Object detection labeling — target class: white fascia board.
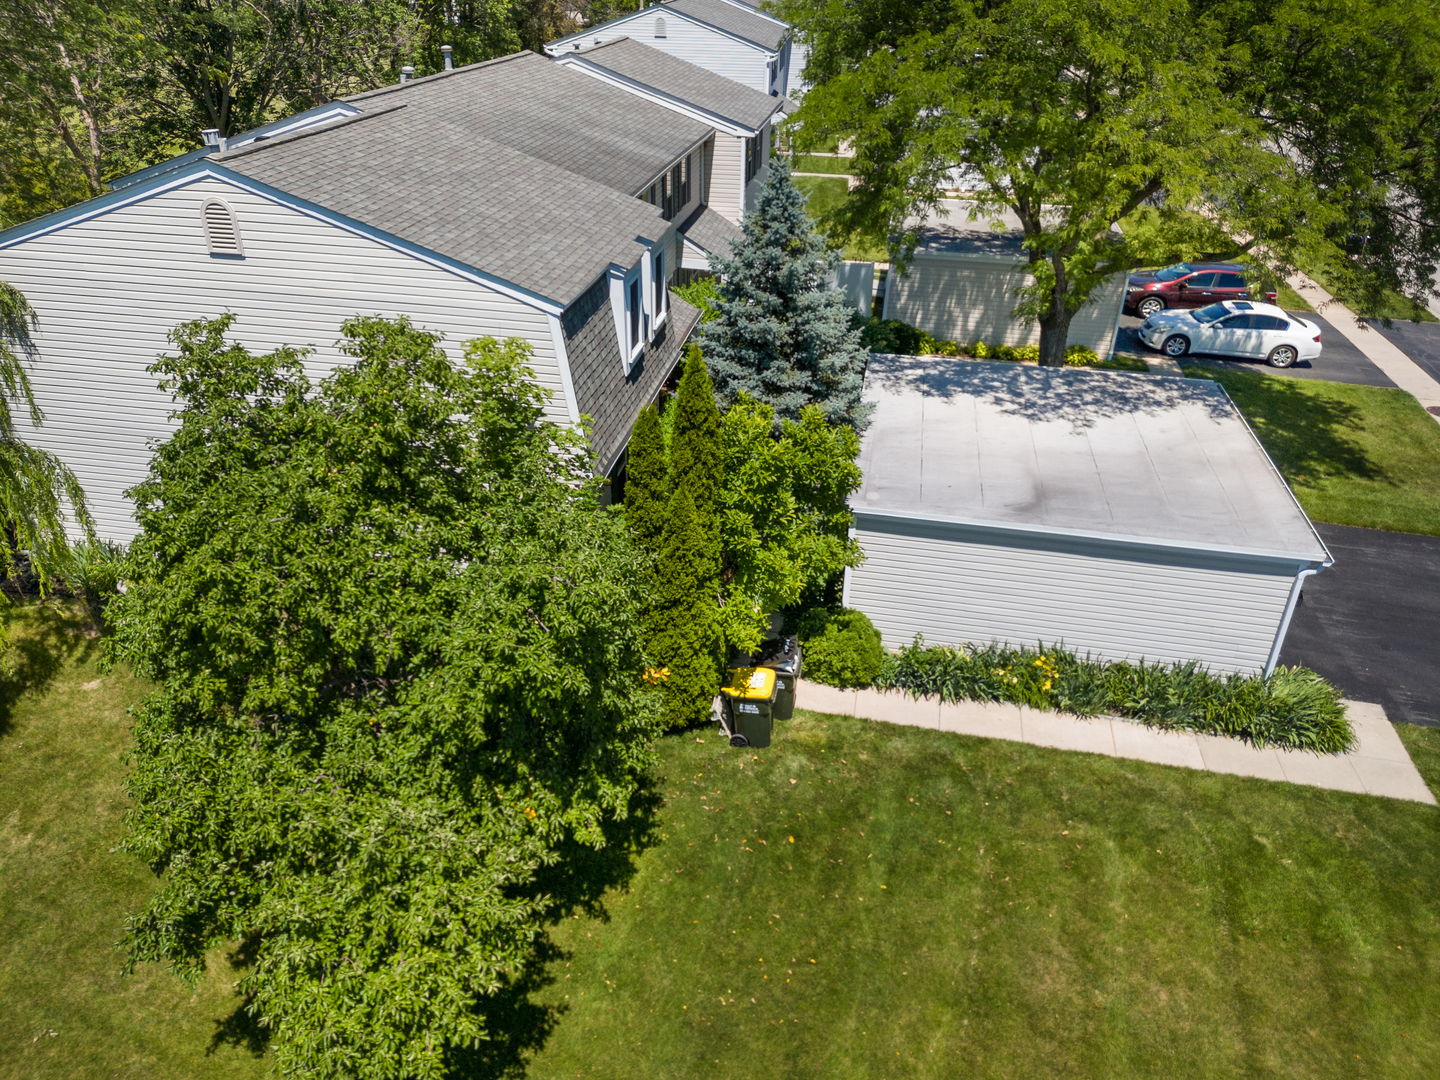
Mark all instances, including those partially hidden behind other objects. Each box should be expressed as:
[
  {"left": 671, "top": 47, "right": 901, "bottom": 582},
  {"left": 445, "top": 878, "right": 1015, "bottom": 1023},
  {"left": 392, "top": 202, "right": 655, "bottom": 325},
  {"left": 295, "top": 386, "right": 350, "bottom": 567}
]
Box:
[
  {"left": 553, "top": 55, "right": 757, "bottom": 137},
  {"left": 548, "top": 7, "right": 775, "bottom": 56},
  {"left": 851, "top": 505, "right": 1330, "bottom": 569},
  {"left": 0, "top": 160, "right": 566, "bottom": 317},
  {"left": 664, "top": 10, "right": 779, "bottom": 54},
  {"left": 547, "top": 313, "right": 582, "bottom": 425},
  {"left": 226, "top": 103, "right": 363, "bottom": 149},
  {"left": 546, "top": 8, "right": 652, "bottom": 51}
]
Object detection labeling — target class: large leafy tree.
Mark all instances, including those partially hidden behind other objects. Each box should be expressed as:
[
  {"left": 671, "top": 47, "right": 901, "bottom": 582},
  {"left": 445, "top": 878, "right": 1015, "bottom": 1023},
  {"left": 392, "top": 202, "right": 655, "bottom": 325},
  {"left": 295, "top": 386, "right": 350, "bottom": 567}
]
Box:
[
  {"left": 0, "top": 280, "right": 93, "bottom": 586},
  {"left": 776, "top": 0, "right": 1440, "bottom": 365},
  {"left": 109, "top": 314, "right": 660, "bottom": 1080},
  {"left": 698, "top": 159, "right": 872, "bottom": 429}
]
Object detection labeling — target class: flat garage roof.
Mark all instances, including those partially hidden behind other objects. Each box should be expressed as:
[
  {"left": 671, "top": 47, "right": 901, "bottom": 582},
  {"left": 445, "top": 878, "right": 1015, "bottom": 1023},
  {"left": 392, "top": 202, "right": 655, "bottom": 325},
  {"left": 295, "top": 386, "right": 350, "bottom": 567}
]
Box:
[{"left": 855, "top": 355, "right": 1329, "bottom": 561}]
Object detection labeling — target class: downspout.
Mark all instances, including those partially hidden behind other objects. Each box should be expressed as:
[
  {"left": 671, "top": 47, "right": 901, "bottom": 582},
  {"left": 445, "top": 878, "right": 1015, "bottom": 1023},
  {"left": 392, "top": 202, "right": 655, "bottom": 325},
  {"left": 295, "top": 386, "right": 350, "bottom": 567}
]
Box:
[{"left": 1262, "top": 562, "right": 1328, "bottom": 677}]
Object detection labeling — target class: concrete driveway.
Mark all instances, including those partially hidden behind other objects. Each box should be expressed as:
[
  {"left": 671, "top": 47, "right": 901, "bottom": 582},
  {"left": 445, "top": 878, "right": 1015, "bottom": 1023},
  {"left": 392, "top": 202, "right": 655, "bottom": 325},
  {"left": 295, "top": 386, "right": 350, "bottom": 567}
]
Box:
[
  {"left": 1114, "top": 312, "right": 1397, "bottom": 387},
  {"left": 1278, "top": 523, "right": 1440, "bottom": 727}
]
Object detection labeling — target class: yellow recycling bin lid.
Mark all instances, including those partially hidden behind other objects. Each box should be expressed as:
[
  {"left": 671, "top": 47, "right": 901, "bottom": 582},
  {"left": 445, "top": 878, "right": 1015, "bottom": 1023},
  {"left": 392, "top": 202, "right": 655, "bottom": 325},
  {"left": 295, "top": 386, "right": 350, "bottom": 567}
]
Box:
[{"left": 721, "top": 666, "right": 776, "bottom": 700}]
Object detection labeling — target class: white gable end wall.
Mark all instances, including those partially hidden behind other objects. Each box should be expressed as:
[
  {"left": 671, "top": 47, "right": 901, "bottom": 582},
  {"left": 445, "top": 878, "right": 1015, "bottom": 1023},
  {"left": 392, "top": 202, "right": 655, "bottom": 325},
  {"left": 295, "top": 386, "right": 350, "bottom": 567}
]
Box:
[
  {"left": 558, "top": 15, "right": 773, "bottom": 93},
  {"left": 0, "top": 176, "right": 564, "bottom": 543}
]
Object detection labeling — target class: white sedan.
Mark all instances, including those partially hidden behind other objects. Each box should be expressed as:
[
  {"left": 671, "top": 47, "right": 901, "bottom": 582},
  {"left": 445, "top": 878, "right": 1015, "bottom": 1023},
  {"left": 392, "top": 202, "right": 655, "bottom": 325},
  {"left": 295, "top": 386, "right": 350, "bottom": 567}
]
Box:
[{"left": 1136, "top": 301, "right": 1322, "bottom": 368}]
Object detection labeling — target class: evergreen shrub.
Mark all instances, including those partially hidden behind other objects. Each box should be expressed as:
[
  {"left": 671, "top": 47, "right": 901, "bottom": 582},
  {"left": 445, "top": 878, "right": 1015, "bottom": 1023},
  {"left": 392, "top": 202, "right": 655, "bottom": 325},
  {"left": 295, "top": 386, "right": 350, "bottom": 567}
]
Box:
[
  {"left": 872, "top": 639, "right": 1355, "bottom": 753},
  {"left": 792, "top": 607, "right": 885, "bottom": 688}
]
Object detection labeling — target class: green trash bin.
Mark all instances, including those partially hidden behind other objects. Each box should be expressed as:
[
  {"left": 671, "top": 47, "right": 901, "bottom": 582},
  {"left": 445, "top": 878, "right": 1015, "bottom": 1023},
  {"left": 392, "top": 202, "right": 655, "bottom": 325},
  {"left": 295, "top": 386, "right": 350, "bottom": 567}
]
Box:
[
  {"left": 754, "top": 636, "right": 802, "bottom": 721},
  {"left": 720, "top": 666, "right": 777, "bottom": 748}
]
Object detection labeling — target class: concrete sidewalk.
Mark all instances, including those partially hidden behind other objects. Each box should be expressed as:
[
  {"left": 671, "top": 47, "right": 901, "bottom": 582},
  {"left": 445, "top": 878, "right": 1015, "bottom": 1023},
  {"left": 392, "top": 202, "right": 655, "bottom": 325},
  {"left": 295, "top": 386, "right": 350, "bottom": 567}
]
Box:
[
  {"left": 797, "top": 679, "right": 1436, "bottom": 804},
  {"left": 1287, "top": 273, "right": 1440, "bottom": 421}
]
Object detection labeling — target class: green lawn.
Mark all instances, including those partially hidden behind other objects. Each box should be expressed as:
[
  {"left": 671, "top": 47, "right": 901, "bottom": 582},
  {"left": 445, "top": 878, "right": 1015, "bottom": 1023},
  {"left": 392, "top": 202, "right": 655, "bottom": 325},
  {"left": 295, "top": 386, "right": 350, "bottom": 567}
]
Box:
[
  {"left": 1185, "top": 367, "right": 1440, "bottom": 536},
  {"left": 8, "top": 606, "right": 1440, "bottom": 1079},
  {"left": 792, "top": 153, "right": 856, "bottom": 177},
  {"left": 793, "top": 176, "right": 890, "bottom": 263},
  {"left": 0, "top": 603, "right": 267, "bottom": 1080}
]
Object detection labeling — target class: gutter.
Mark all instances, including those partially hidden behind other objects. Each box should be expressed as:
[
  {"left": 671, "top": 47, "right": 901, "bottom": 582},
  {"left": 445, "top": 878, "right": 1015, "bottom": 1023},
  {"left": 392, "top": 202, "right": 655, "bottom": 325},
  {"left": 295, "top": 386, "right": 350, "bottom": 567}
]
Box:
[{"left": 1262, "top": 560, "right": 1330, "bottom": 677}]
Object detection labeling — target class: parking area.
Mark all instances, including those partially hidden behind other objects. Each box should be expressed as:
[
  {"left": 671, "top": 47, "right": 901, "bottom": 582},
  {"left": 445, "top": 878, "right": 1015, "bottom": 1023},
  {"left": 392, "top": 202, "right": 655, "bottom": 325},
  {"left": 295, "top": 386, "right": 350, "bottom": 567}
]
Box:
[
  {"left": 1114, "top": 312, "right": 1398, "bottom": 387},
  {"left": 1363, "top": 318, "right": 1440, "bottom": 386},
  {"left": 1278, "top": 523, "right": 1440, "bottom": 727}
]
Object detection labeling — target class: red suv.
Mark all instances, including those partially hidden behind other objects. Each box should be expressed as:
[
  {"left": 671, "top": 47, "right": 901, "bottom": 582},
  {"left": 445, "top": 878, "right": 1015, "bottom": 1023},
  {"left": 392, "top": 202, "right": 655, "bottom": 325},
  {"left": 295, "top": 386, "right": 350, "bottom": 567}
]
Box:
[{"left": 1124, "top": 263, "right": 1278, "bottom": 319}]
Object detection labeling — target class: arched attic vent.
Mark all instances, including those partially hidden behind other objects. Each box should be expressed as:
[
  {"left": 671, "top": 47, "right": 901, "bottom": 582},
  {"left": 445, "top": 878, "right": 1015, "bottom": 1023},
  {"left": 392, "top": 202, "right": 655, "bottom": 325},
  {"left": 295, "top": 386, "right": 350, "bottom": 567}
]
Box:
[
  {"left": 655, "top": 16, "right": 667, "bottom": 36},
  {"left": 201, "top": 199, "right": 244, "bottom": 256}
]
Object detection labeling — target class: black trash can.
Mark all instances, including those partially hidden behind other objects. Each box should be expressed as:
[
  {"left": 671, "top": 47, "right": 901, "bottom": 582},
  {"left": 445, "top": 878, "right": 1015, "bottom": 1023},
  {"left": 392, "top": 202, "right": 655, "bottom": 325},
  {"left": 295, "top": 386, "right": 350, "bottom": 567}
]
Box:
[
  {"left": 754, "top": 635, "right": 802, "bottom": 720},
  {"left": 719, "top": 666, "right": 777, "bottom": 748}
]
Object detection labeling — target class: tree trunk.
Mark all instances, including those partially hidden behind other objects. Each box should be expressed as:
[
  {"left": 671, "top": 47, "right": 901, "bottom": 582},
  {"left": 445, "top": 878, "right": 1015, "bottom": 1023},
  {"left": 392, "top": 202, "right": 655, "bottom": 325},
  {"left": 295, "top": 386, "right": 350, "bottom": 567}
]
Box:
[{"left": 1037, "top": 251, "right": 1072, "bottom": 367}]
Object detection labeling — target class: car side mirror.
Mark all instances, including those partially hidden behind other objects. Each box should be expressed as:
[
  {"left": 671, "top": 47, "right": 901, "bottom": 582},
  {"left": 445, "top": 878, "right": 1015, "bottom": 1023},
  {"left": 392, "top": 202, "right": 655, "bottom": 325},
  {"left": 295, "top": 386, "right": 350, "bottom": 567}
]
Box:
[{"left": 1176, "top": 281, "right": 1187, "bottom": 289}]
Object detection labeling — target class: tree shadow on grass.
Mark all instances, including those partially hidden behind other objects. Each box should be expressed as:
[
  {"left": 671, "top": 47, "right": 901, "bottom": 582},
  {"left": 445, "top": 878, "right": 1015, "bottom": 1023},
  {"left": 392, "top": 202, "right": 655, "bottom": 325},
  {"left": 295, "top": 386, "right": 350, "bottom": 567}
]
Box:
[
  {"left": 447, "top": 779, "right": 665, "bottom": 1080},
  {"left": 207, "top": 934, "right": 269, "bottom": 1059},
  {"left": 1184, "top": 368, "right": 1387, "bottom": 490},
  {"left": 0, "top": 599, "right": 99, "bottom": 738}
]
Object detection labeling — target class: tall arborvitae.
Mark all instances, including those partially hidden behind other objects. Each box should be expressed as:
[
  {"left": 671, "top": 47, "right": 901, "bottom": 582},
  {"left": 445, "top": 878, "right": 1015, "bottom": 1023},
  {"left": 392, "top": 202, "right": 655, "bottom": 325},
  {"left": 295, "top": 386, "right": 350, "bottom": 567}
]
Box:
[
  {"left": 623, "top": 401, "right": 668, "bottom": 558},
  {"left": 668, "top": 345, "right": 722, "bottom": 549},
  {"left": 698, "top": 158, "right": 872, "bottom": 432},
  {"left": 648, "top": 483, "right": 722, "bottom": 727}
]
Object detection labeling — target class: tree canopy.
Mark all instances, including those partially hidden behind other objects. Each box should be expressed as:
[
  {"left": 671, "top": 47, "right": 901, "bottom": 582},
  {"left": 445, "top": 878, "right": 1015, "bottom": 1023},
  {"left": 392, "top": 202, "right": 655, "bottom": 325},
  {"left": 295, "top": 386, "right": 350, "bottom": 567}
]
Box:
[
  {"left": 108, "top": 314, "right": 661, "bottom": 1080},
  {"left": 777, "top": 0, "right": 1440, "bottom": 363},
  {"left": 698, "top": 159, "right": 872, "bottom": 428}
]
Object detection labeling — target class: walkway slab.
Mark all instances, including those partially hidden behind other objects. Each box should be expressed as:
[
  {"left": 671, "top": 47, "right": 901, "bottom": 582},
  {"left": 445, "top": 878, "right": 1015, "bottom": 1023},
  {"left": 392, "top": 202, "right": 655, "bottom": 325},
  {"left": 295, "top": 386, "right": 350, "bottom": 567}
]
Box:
[
  {"left": 795, "top": 679, "right": 1435, "bottom": 803},
  {"left": 1287, "top": 273, "right": 1440, "bottom": 418}
]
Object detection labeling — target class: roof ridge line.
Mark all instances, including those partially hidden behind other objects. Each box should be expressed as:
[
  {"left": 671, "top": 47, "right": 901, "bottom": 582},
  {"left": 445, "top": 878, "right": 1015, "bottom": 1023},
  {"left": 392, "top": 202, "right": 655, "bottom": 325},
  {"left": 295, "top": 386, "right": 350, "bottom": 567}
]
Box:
[
  {"left": 344, "top": 49, "right": 536, "bottom": 103},
  {"left": 215, "top": 103, "right": 407, "bottom": 162}
]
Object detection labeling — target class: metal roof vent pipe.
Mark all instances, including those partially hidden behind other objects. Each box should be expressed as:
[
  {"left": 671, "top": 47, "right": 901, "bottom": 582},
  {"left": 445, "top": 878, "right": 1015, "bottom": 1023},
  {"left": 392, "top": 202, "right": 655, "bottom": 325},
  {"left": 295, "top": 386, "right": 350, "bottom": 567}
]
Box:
[
  {"left": 201, "top": 128, "right": 226, "bottom": 152},
  {"left": 441, "top": 45, "right": 453, "bottom": 71},
  {"left": 399, "top": 65, "right": 414, "bottom": 84}
]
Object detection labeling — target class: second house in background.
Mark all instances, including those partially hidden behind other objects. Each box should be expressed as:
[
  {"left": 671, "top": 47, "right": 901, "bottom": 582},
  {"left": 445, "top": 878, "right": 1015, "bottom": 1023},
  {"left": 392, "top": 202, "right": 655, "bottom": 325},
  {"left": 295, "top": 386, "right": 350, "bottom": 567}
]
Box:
[
  {"left": 546, "top": 0, "right": 795, "bottom": 98},
  {"left": 554, "top": 36, "right": 787, "bottom": 269}
]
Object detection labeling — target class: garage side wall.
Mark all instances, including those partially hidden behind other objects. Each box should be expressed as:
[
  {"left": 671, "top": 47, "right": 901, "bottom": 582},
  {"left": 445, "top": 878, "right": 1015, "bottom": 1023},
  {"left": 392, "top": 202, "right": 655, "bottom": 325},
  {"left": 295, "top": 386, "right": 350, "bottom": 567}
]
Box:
[
  {"left": 884, "top": 256, "right": 1126, "bottom": 356},
  {"left": 845, "top": 515, "right": 1304, "bottom": 674}
]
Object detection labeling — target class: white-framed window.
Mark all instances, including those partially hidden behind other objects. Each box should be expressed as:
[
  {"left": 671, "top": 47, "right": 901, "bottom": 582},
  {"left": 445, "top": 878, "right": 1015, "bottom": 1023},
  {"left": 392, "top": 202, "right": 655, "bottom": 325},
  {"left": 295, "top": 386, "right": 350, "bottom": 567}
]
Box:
[
  {"left": 655, "top": 16, "right": 667, "bottom": 37},
  {"left": 201, "top": 198, "right": 244, "bottom": 255},
  {"left": 653, "top": 249, "right": 668, "bottom": 333}
]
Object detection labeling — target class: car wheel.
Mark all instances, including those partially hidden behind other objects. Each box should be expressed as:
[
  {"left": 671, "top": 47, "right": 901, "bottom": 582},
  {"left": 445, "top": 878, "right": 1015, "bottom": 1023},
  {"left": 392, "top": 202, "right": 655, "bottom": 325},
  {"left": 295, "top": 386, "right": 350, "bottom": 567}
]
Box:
[
  {"left": 1137, "top": 297, "right": 1164, "bottom": 318},
  {"left": 1267, "top": 344, "right": 1298, "bottom": 368},
  {"left": 1162, "top": 334, "right": 1190, "bottom": 357}
]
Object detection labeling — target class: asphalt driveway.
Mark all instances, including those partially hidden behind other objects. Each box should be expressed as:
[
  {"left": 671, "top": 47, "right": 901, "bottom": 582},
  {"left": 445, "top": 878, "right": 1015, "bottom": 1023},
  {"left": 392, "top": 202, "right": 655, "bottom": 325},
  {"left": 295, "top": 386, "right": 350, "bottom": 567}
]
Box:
[
  {"left": 1114, "top": 312, "right": 1397, "bottom": 387},
  {"left": 1278, "top": 523, "right": 1440, "bottom": 727},
  {"left": 1363, "top": 318, "right": 1440, "bottom": 386}
]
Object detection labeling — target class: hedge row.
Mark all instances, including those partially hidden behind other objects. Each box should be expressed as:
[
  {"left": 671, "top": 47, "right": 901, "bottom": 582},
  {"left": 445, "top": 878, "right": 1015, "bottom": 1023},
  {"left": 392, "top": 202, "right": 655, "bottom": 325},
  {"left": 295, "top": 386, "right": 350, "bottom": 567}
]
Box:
[
  {"left": 870, "top": 639, "right": 1355, "bottom": 754},
  {"left": 851, "top": 315, "right": 1105, "bottom": 366}
]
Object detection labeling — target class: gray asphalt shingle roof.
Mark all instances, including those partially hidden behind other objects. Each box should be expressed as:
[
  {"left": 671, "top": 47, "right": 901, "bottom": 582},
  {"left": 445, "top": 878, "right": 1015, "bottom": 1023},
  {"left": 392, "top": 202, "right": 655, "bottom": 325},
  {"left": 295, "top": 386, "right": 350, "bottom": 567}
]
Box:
[
  {"left": 678, "top": 204, "right": 743, "bottom": 258},
  {"left": 662, "top": 0, "right": 788, "bottom": 51},
  {"left": 578, "top": 37, "right": 783, "bottom": 131},
  {"left": 218, "top": 104, "right": 667, "bottom": 306},
  {"left": 344, "top": 50, "right": 710, "bottom": 196}
]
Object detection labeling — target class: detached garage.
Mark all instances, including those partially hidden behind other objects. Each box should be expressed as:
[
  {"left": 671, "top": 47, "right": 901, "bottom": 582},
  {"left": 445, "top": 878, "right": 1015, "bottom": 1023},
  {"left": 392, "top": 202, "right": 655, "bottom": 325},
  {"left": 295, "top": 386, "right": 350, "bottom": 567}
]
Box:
[{"left": 844, "top": 355, "right": 1332, "bottom": 674}]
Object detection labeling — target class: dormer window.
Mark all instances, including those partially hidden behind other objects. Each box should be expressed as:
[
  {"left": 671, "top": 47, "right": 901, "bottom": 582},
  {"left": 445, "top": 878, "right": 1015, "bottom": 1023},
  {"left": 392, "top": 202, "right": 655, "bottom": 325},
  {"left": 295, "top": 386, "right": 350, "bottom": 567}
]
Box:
[
  {"left": 655, "top": 17, "right": 667, "bottom": 37},
  {"left": 629, "top": 276, "right": 642, "bottom": 352},
  {"left": 201, "top": 198, "right": 244, "bottom": 255},
  {"left": 653, "top": 250, "right": 667, "bottom": 333}
]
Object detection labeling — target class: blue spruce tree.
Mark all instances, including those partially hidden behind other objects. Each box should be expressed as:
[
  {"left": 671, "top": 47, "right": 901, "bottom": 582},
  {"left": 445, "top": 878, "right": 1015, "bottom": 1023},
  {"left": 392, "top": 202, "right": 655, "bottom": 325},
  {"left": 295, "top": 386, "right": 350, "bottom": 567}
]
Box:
[{"left": 698, "top": 158, "right": 872, "bottom": 431}]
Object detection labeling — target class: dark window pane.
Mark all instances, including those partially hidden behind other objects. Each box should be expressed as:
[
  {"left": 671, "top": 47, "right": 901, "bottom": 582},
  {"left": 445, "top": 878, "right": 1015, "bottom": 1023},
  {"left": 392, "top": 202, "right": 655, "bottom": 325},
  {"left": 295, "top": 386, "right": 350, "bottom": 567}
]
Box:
[
  {"left": 1216, "top": 273, "right": 1246, "bottom": 288},
  {"left": 1186, "top": 273, "right": 1217, "bottom": 288}
]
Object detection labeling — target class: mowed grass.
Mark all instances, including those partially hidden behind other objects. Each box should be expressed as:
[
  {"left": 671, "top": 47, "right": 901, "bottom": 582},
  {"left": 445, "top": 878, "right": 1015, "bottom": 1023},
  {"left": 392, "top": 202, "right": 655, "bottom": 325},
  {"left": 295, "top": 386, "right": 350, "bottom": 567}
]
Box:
[
  {"left": 522, "top": 712, "right": 1440, "bottom": 1079},
  {"left": 1187, "top": 367, "right": 1440, "bottom": 537},
  {"left": 791, "top": 153, "right": 856, "bottom": 176},
  {"left": 7, "top": 605, "right": 1440, "bottom": 1079},
  {"left": 793, "top": 175, "right": 890, "bottom": 262},
  {"left": 0, "top": 603, "right": 265, "bottom": 1080}
]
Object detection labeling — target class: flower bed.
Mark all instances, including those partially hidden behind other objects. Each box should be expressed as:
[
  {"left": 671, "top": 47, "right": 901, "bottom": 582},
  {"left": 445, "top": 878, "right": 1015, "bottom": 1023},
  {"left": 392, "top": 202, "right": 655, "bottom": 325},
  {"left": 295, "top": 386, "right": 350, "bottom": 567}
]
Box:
[{"left": 868, "top": 639, "right": 1354, "bottom": 754}]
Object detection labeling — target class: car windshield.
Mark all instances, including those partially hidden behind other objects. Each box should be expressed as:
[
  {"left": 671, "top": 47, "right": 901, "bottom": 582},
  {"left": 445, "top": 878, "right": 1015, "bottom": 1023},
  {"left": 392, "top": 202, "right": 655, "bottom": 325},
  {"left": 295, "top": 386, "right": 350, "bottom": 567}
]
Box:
[
  {"left": 1190, "top": 303, "right": 1231, "bottom": 323},
  {"left": 1152, "top": 264, "right": 1193, "bottom": 282}
]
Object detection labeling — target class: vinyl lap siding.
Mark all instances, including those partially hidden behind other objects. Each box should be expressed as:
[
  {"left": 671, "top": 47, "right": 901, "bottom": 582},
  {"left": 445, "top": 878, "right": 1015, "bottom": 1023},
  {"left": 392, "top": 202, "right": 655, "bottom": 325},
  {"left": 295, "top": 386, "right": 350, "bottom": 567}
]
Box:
[
  {"left": 710, "top": 133, "right": 747, "bottom": 222},
  {"left": 0, "top": 176, "right": 563, "bottom": 542},
  {"left": 570, "top": 15, "right": 772, "bottom": 92},
  {"left": 886, "top": 257, "right": 1125, "bottom": 355},
  {"left": 846, "top": 517, "right": 1301, "bottom": 673}
]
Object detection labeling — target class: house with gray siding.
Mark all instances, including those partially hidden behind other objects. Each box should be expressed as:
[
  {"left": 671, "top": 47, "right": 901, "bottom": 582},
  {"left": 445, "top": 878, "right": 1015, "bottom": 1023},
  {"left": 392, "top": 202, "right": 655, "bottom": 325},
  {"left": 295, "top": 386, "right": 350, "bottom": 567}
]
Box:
[
  {"left": 553, "top": 35, "right": 784, "bottom": 258},
  {"left": 0, "top": 51, "right": 705, "bottom": 542},
  {"left": 845, "top": 355, "right": 1331, "bottom": 675},
  {"left": 547, "top": 0, "right": 794, "bottom": 98}
]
